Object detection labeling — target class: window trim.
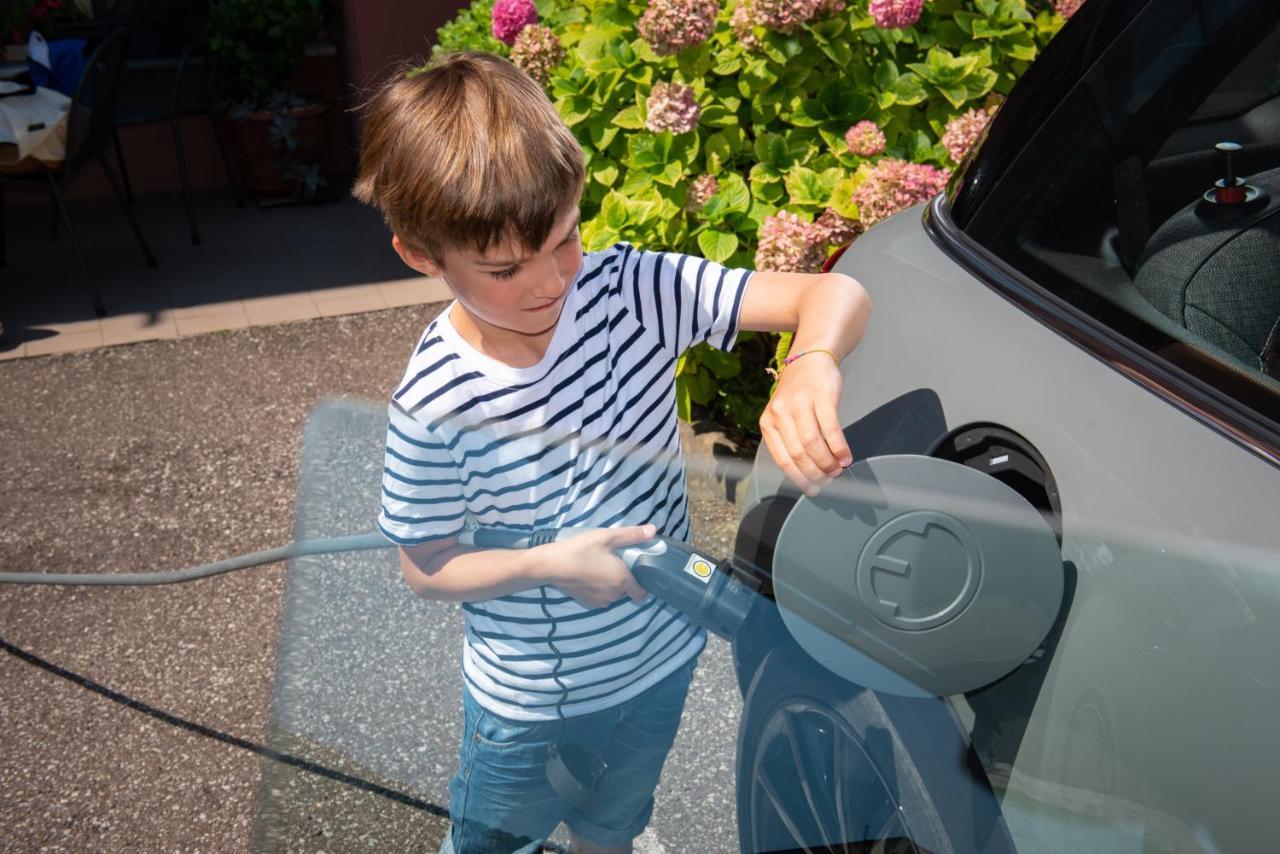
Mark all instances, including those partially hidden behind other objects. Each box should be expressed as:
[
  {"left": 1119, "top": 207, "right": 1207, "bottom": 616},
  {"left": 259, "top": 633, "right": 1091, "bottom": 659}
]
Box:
[{"left": 923, "top": 195, "right": 1280, "bottom": 470}]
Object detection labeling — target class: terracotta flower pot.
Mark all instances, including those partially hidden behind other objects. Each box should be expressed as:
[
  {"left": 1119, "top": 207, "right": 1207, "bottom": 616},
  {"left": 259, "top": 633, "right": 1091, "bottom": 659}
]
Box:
[{"left": 219, "top": 102, "right": 329, "bottom": 198}]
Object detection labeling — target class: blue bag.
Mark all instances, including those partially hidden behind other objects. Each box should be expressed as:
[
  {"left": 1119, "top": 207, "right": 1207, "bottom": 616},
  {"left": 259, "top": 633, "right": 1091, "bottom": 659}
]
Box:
[{"left": 28, "top": 33, "right": 87, "bottom": 99}]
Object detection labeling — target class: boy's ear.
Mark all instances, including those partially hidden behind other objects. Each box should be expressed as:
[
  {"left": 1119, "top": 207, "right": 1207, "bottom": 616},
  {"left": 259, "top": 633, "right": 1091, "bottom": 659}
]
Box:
[{"left": 392, "top": 234, "right": 444, "bottom": 277}]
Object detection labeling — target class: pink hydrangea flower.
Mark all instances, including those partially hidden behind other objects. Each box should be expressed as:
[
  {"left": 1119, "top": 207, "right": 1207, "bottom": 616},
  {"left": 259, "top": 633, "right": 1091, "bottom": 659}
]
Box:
[
  {"left": 638, "top": 0, "right": 721, "bottom": 56},
  {"left": 749, "top": 0, "right": 825, "bottom": 32},
  {"left": 510, "top": 24, "right": 565, "bottom": 86},
  {"left": 645, "top": 81, "right": 701, "bottom": 134},
  {"left": 814, "top": 208, "right": 863, "bottom": 246},
  {"left": 686, "top": 174, "right": 720, "bottom": 213},
  {"left": 754, "top": 210, "right": 828, "bottom": 273},
  {"left": 1054, "top": 0, "right": 1084, "bottom": 18},
  {"left": 852, "top": 158, "right": 950, "bottom": 226},
  {"left": 845, "top": 121, "right": 886, "bottom": 157},
  {"left": 869, "top": 0, "right": 924, "bottom": 29},
  {"left": 941, "top": 107, "right": 992, "bottom": 164},
  {"left": 491, "top": 0, "right": 538, "bottom": 45},
  {"left": 730, "top": 0, "right": 765, "bottom": 51}
]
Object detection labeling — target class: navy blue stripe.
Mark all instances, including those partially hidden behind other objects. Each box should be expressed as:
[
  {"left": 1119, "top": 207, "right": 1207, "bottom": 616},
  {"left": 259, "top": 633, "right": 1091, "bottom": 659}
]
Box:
[
  {"left": 465, "top": 608, "right": 687, "bottom": 679},
  {"left": 405, "top": 371, "right": 485, "bottom": 415},
  {"left": 387, "top": 419, "right": 448, "bottom": 452},
  {"left": 464, "top": 593, "right": 633, "bottom": 624},
  {"left": 472, "top": 597, "right": 660, "bottom": 642},
  {"left": 722, "top": 269, "right": 749, "bottom": 350},
  {"left": 483, "top": 603, "right": 668, "bottom": 662},
  {"left": 382, "top": 466, "right": 463, "bottom": 488},
  {"left": 393, "top": 352, "right": 461, "bottom": 402},
  {"left": 377, "top": 521, "right": 462, "bottom": 546},
  {"left": 558, "top": 421, "right": 679, "bottom": 529},
  {"left": 381, "top": 485, "right": 465, "bottom": 506},
  {"left": 415, "top": 332, "right": 444, "bottom": 355},
  {"left": 690, "top": 256, "right": 708, "bottom": 350},
  {"left": 670, "top": 252, "right": 688, "bottom": 352},
  {"left": 461, "top": 629, "right": 700, "bottom": 704},
  {"left": 575, "top": 275, "right": 610, "bottom": 319},
  {"left": 593, "top": 458, "right": 683, "bottom": 531},
  {"left": 710, "top": 265, "right": 727, "bottom": 347},
  {"left": 384, "top": 444, "right": 454, "bottom": 469},
  {"left": 430, "top": 316, "right": 610, "bottom": 441},
  {"left": 382, "top": 507, "right": 467, "bottom": 525}
]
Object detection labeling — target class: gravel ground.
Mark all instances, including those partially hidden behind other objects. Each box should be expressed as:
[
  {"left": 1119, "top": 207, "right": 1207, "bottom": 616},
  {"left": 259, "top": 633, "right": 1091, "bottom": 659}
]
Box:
[{"left": 0, "top": 305, "right": 752, "bottom": 853}]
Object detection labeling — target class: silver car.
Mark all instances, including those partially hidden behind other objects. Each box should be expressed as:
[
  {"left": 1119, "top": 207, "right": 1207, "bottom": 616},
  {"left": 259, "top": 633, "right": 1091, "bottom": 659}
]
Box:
[{"left": 731, "top": 1, "right": 1280, "bottom": 852}]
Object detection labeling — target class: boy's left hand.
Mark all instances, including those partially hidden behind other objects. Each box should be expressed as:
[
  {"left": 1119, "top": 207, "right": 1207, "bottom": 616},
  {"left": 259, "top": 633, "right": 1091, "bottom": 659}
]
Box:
[{"left": 759, "top": 353, "right": 852, "bottom": 497}]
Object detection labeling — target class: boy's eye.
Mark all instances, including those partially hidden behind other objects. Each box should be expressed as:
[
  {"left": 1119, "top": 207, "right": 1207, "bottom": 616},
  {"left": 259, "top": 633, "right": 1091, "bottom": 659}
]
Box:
[{"left": 491, "top": 266, "right": 520, "bottom": 280}]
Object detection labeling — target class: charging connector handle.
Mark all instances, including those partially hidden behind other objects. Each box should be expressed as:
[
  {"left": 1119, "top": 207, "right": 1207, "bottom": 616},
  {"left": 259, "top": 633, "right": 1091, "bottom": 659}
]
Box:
[{"left": 459, "top": 526, "right": 761, "bottom": 640}]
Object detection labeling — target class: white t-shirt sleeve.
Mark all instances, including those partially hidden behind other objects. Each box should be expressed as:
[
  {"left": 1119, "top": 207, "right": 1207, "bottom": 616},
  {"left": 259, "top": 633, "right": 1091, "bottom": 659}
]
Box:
[
  {"left": 377, "top": 402, "right": 467, "bottom": 546},
  {"left": 616, "top": 243, "right": 755, "bottom": 357}
]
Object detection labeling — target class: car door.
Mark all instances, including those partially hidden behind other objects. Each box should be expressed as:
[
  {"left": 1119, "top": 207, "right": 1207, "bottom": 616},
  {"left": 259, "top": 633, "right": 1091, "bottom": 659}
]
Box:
[{"left": 736, "top": 0, "right": 1280, "bottom": 851}]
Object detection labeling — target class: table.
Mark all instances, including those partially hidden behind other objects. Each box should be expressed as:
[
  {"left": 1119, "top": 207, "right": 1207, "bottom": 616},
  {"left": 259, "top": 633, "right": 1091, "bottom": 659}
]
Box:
[{"left": 0, "top": 85, "right": 72, "bottom": 171}]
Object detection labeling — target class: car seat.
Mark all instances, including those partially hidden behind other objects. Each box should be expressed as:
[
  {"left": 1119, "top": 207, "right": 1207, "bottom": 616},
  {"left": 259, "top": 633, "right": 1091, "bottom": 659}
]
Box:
[{"left": 1134, "top": 165, "right": 1280, "bottom": 379}]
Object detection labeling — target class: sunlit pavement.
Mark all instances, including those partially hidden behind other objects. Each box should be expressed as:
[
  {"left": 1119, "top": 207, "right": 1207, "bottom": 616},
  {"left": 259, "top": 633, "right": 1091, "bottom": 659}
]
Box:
[{"left": 0, "top": 299, "right": 749, "bottom": 851}]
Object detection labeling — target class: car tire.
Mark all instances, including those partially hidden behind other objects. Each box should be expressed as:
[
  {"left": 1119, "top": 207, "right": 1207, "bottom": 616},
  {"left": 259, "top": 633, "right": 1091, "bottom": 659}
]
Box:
[{"left": 735, "top": 648, "right": 956, "bottom": 854}]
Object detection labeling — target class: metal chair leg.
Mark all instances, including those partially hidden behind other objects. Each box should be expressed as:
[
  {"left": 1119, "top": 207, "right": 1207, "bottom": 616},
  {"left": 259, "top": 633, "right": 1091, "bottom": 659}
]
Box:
[
  {"left": 0, "top": 183, "right": 6, "bottom": 267},
  {"left": 45, "top": 171, "right": 106, "bottom": 317},
  {"left": 170, "top": 115, "right": 200, "bottom": 245},
  {"left": 209, "top": 112, "right": 246, "bottom": 208},
  {"left": 98, "top": 154, "right": 157, "bottom": 268},
  {"left": 113, "top": 125, "right": 135, "bottom": 205}
]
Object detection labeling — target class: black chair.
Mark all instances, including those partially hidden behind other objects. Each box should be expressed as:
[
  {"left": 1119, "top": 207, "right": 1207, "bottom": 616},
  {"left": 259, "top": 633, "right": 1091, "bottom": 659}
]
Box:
[
  {"left": 0, "top": 27, "right": 157, "bottom": 317},
  {"left": 105, "top": 0, "right": 245, "bottom": 245}
]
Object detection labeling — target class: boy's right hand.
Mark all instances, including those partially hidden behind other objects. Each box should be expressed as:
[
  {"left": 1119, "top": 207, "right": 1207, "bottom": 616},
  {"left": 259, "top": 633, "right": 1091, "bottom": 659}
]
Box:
[{"left": 538, "top": 525, "right": 655, "bottom": 609}]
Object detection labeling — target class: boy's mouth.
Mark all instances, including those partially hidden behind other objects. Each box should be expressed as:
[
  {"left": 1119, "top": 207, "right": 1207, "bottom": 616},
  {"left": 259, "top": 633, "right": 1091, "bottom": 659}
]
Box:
[{"left": 524, "top": 297, "right": 562, "bottom": 312}]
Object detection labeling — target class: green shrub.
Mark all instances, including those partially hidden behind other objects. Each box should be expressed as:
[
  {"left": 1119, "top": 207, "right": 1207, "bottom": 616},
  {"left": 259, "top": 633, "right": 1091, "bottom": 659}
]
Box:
[{"left": 431, "top": 0, "right": 1065, "bottom": 441}]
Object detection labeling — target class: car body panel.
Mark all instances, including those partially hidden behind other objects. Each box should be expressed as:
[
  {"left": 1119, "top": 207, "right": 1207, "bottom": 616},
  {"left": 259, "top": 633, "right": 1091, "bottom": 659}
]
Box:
[{"left": 743, "top": 202, "right": 1280, "bottom": 851}]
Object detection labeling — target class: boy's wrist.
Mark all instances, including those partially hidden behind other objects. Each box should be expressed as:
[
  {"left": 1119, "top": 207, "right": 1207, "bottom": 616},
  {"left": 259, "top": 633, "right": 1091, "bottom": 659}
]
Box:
[{"left": 520, "top": 544, "right": 560, "bottom": 587}]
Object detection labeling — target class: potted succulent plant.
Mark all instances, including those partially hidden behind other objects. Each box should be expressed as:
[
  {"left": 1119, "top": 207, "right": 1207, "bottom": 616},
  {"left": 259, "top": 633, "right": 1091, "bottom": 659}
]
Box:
[{"left": 205, "top": 0, "right": 340, "bottom": 200}]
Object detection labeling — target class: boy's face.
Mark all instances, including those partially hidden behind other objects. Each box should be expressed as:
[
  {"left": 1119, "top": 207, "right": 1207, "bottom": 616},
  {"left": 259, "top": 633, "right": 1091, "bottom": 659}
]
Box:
[{"left": 392, "top": 207, "right": 583, "bottom": 340}]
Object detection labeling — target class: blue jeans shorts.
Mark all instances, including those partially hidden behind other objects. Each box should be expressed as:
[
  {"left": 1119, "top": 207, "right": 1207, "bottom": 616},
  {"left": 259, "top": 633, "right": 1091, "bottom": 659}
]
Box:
[{"left": 439, "top": 655, "right": 698, "bottom": 853}]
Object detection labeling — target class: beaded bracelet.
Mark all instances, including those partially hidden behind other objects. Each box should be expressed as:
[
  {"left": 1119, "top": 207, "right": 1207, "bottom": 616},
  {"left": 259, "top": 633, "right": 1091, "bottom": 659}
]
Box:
[
  {"left": 766, "top": 348, "right": 840, "bottom": 380},
  {"left": 782, "top": 348, "right": 840, "bottom": 370}
]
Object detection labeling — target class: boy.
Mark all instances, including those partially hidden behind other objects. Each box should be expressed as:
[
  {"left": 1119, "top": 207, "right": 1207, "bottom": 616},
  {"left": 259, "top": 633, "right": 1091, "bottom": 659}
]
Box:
[{"left": 354, "top": 51, "right": 871, "bottom": 854}]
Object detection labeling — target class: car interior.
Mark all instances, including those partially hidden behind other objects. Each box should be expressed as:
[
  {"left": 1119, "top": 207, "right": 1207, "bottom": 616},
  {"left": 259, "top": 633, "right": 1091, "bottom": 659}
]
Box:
[{"left": 981, "top": 0, "right": 1280, "bottom": 422}]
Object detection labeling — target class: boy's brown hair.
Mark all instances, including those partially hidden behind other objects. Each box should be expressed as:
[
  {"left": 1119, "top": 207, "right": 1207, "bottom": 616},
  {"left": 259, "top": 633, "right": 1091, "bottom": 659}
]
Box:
[{"left": 352, "top": 51, "right": 585, "bottom": 268}]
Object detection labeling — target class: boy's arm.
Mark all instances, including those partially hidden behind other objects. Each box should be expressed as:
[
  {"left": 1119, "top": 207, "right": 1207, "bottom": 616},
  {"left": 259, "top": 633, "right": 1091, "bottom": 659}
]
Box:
[
  {"left": 737, "top": 271, "right": 873, "bottom": 497},
  {"left": 399, "top": 525, "right": 655, "bottom": 607}
]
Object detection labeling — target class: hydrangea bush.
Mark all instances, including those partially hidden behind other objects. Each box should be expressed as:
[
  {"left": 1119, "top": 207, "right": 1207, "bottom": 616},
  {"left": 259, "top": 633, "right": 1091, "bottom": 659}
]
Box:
[{"left": 432, "top": 0, "right": 1067, "bottom": 435}]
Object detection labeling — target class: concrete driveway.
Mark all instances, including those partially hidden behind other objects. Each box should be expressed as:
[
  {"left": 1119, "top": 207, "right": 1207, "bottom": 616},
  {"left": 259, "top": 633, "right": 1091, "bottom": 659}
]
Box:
[{"left": 0, "top": 304, "right": 750, "bottom": 852}]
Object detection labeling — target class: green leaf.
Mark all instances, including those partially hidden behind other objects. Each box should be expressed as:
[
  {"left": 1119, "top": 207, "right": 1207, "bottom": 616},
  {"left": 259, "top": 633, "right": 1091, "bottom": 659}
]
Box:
[
  {"left": 753, "top": 133, "right": 792, "bottom": 170},
  {"left": 891, "top": 73, "right": 928, "bottom": 105},
  {"left": 698, "top": 229, "right": 739, "bottom": 263},
  {"left": 818, "top": 40, "right": 853, "bottom": 66},
  {"left": 601, "top": 192, "right": 629, "bottom": 230},
  {"left": 614, "top": 105, "right": 645, "bottom": 130},
  {"left": 675, "top": 375, "right": 693, "bottom": 421},
  {"left": 717, "top": 172, "right": 752, "bottom": 213},
  {"left": 829, "top": 175, "right": 861, "bottom": 220},
  {"left": 873, "top": 60, "right": 900, "bottom": 89},
  {"left": 626, "top": 132, "right": 674, "bottom": 170},
  {"left": 784, "top": 166, "right": 833, "bottom": 206},
  {"left": 694, "top": 344, "right": 741, "bottom": 379},
  {"left": 699, "top": 103, "right": 737, "bottom": 127},
  {"left": 712, "top": 54, "right": 743, "bottom": 76},
  {"left": 592, "top": 161, "right": 619, "bottom": 187},
  {"left": 558, "top": 94, "right": 593, "bottom": 127}
]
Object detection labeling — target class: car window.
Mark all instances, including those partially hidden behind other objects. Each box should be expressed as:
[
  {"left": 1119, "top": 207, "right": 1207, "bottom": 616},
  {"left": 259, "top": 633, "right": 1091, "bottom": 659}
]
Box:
[{"left": 969, "top": 0, "right": 1280, "bottom": 425}]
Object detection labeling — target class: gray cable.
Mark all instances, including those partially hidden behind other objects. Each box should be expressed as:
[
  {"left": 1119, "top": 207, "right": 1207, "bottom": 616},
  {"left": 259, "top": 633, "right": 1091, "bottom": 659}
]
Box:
[{"left": 0, "top": 532, "right": 394, "bottom": 587}]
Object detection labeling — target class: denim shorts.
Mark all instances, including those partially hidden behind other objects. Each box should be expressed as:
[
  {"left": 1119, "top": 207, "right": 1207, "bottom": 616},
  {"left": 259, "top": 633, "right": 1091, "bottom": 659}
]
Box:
[{"left": 439, "top": 654, "right": 699, "bottom": 853}]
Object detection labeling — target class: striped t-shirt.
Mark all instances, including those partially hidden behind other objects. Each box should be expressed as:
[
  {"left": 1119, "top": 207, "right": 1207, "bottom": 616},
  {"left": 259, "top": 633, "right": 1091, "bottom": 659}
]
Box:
[{"left": 377, "top": 240, "right": 754, "bottom": 721}]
